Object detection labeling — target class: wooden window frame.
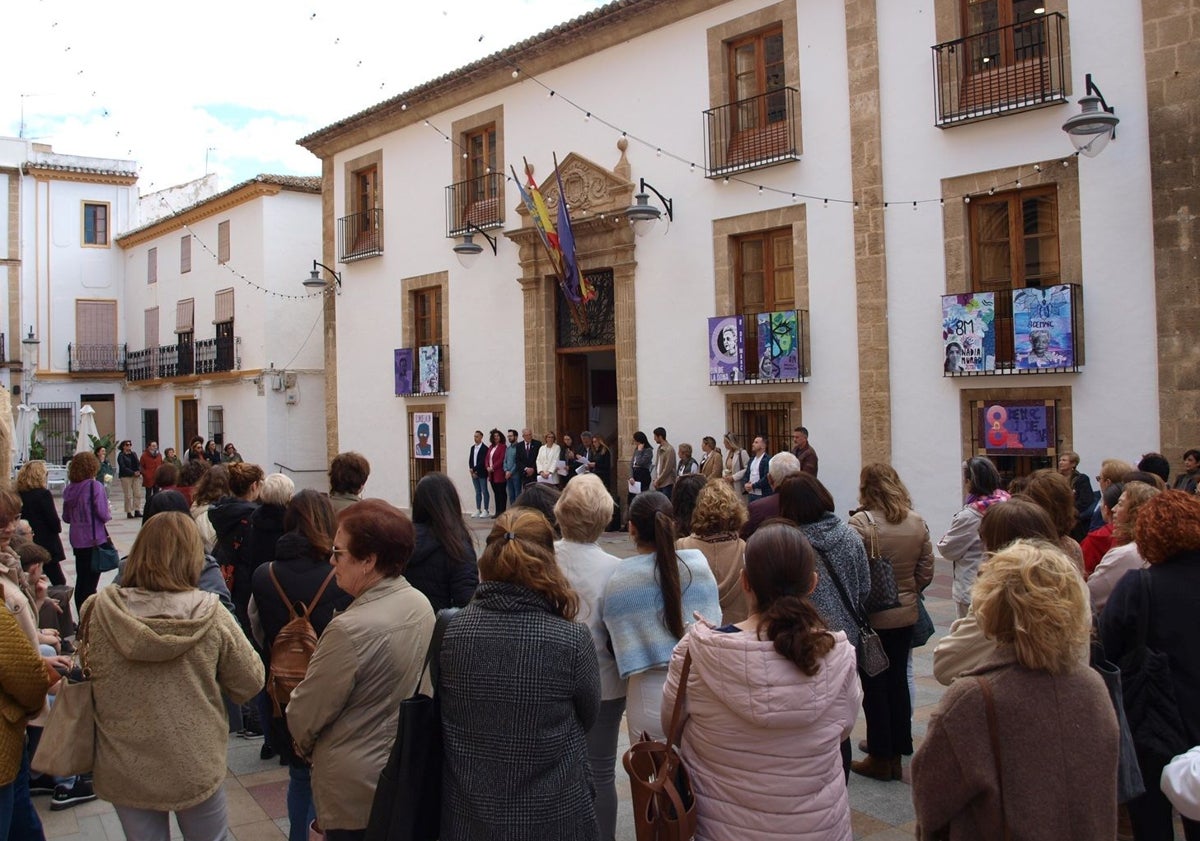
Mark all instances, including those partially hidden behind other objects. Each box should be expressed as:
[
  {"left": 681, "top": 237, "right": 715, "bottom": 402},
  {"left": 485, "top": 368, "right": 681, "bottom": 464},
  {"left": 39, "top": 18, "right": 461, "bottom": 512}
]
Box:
[
  {"left": 175, "top": 298, "right": 195, "bottom": 334},
  {"left": 214, "top": 288, "right": 235, "bottom": 325},
  {"left": 82, "top": 202, "right": 110, "bottom": 248},
  {"left": 412, "top": 287, "right": 444, "bottom": 349},
  {"left": 181, "top": 235, "right": 192, "bottom": 274},
  {"left": 733, "top": 227, "right": 795, "bottom": 366},
  {"left": 217, "top": 220, "right": 230, "bottom": 264},
  {"left": 145, "top": 307, "right": 159, "bottom": 348}
]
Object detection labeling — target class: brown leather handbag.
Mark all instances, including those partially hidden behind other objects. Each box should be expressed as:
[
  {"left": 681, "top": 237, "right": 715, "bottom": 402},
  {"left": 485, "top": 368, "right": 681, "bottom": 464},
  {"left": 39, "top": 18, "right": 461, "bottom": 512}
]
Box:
[{"left": 621, "top": 651, "right": 698, "bottom": 841}]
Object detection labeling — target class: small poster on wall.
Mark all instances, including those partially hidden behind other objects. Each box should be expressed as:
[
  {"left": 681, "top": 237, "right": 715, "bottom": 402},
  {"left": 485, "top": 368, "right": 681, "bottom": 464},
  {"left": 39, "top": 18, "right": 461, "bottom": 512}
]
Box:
[
  {"left": 755, "top": 310, "right": 800, "bottom": 381},
  {"left": 941, "top": 292, "right": 995, "bottom": 373},
  {"left": 393, "top": 349, "right": 413, "bottom": 395},
  {"left": 413, "top": 411, "right": 434, "bottom": 459},
  {"left": 979, "top": 401, "right": 1056, "bottom": 456},
  {"left": 418, "top": 345, "right": 440, "bottom": 394},
  {"left": 708, "top": 315, "right": 744, "bottom": 383},
  {"left": 1013, "top": 285, "right": 1074, "bottom": 369}
]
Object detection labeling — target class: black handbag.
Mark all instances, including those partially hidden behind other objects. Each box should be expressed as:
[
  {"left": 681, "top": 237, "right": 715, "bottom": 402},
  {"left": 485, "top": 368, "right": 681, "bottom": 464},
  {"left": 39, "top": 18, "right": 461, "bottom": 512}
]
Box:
[
  {"left": 820, "top": 556, "right": 889, "bottom": 678},
  {"left": 364, "top": 607, "right": 458, "bottom": 841},
  {"left": 861, "top": 512, "right": 900, "bottom": 614},
  {"left": 1090, "top": 641, "right": 1145, "bottom": 803},
  {"left": 1117, "top": 571, "right": 1188, "bottom": 762}
]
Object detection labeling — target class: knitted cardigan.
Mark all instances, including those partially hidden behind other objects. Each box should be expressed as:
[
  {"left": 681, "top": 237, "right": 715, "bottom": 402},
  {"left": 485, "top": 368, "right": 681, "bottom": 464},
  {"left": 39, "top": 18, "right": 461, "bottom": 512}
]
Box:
[
  {"left": 603, "top": 548, "right": 721, "bottom": 678},
  {"left": 0, "top": 607, "right": 50, "bottom": 786}
]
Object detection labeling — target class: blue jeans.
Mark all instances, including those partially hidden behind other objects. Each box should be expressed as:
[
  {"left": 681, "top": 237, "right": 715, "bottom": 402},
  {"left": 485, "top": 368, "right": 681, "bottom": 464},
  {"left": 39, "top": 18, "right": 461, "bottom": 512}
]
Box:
[
  {"left": 471, "top": 475, "right": 490, "bottom": 512},
  {"left": 287, "top": 766, "right": 316, "bottom": 841},
  {"left": 2, "top": 741, "right": 45, "bottom": 841},
  {"left": 586, "top": 698, "right": 626, "bottom": 841},
  {"left": 506, "top": 474, "right": 521, "bottom": 505}
]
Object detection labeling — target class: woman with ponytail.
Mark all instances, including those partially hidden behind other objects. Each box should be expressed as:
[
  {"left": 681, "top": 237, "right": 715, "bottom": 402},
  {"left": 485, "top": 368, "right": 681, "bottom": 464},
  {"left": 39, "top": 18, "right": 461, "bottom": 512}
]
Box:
[
  {"left": 662, "top": 522, "right": 860, "bottom": 841},
  {"left": 603, "top": 491, "right": 720, "bottom": 741}
]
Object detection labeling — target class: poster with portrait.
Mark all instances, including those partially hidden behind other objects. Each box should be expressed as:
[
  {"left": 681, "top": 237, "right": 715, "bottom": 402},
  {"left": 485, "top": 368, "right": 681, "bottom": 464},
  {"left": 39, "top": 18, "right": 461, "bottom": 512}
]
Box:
[
  {"left": 418, "top": 345, "right": 440, "bottom": 394},
  {"left": 978, "top": 401, "right": 1056, "bottom": 456},
  {"left": 1013, "top": 285, "right": 1074, "bottom": 370},
  {"left": 941, "top": 292, "right": 995, "bottom": 373},
  {"left": 412, "top": 411, "right": 434, "bottom": 459},
  {"left": 755, "top": 310, "right": 800, "bottom": 381},
  {"left": 708, "top": 315, "right": 744, "bottom": 383},
  {"left": 393, "top": 348, "right": 413, "bottom": 395}
]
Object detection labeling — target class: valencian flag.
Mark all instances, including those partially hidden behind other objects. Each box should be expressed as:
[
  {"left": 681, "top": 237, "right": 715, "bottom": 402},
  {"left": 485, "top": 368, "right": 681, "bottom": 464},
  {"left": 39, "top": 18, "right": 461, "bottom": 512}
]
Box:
[
  {"left": 512, "top": 160, "right": 563, "bottom": 279},
  {"left": 552, "top": 154, "right": 595, "bottom": 303}
]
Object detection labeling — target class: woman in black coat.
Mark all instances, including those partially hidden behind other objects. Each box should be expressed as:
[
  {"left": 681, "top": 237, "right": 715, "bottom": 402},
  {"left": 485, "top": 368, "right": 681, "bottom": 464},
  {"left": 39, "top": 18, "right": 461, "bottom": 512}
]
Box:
[
  {"left": 16, "top": 461, "right": 66, "bottom": 585},
  {"left": 407, "top": 473, "right": 478, "bottom": 611}
]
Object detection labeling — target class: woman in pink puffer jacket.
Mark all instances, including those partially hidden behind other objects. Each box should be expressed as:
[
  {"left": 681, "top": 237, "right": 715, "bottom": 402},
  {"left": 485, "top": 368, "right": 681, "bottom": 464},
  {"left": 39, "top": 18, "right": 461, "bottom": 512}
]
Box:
[{"left": 662, "top": 521, "right": 862, "bottom": 841}]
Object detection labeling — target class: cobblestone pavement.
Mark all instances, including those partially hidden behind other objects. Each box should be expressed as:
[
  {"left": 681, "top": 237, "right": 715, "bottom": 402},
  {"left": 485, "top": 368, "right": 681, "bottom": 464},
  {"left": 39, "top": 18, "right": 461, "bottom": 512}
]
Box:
[{"left": 38, "top": 497, "right": 955, "bottom": 840}]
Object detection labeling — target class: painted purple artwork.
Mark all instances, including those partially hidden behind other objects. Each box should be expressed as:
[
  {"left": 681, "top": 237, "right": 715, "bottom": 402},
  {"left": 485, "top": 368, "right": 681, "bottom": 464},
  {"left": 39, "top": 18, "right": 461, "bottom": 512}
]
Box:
[
  {"left": 708, "top": 315, "right": 744, "bottom": 384},
  {"left": 394, "top": 348, "right": 413, "bottom": 395},
  {"left": 941, "top": 292, "right": 995, "bottom": 373},
  {"left": 755, "top": 311, "right": 800, "bottom": 381},
  {"left": 981, "top": 401, "right": 1055, "bottom": 456},
  {"left": 419, "top": 345, "right": 440, "bottom": 394},
  {"left": 1013, "top": 285, "right": 1074, "bottom": 370}
]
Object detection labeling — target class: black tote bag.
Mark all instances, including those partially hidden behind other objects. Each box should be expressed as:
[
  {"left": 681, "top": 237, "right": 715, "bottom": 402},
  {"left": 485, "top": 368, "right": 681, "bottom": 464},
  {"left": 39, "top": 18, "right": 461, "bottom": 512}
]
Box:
[{"left": 1091, "top": 641, "right": 1145, "bottom": 803}]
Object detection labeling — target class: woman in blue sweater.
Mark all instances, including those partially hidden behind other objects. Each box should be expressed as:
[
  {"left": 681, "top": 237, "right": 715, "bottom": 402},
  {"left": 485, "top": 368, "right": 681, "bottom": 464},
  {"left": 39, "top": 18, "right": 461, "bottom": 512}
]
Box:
[{"left": 604, "top": 491, "right": 720, "bottom": 741}]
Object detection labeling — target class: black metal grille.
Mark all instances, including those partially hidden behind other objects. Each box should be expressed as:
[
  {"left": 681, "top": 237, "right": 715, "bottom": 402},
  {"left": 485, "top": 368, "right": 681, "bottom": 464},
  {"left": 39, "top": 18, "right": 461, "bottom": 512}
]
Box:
[
  {"left": 68, "top": 344, "right": 126, "bottom": 373},
  {"left": 396, "top": 344, "right": 450, "bottom": 396},
  {"left": 407, "top": 410, "right": 444, "bottom": 503},
  {"left": 196, "top": 335, "right": 239, "bottom": 374},
  {"left": 126, "top": 336, "right": 238, "bottom": 380},
  {"left": 32, "top": 402, "right": 76, "bottom": 466},
  {"left": 942, "top": 284, "right": 1082, "bottom": 377},
  {"left": 727, "top": 401, "right": 793, "bottom": 458},
  {"left": 710, "top": 309, "right": 810, "bottom": 386},
  {"left": 445, "top": 172, "right": 505, "bottom": 237},
  {"left": 557, "top": 270, "right": 615, "bottom": 348},
  {"left": 933, "top": 13, "right": 1067, "bottom": 127},
  {"left": 704, "top": 87, "right": 801, "bottom": 177},
  {"left": 339, "top": 209, "right": 384, "bottom": 261}
]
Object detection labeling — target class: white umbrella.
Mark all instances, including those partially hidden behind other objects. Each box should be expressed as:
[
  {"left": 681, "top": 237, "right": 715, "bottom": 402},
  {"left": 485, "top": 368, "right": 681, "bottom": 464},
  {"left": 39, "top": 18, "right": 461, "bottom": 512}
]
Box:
[
  {"left": 76, "top": 404, "right": 100, "bottom": 454},
  {"left": 14, "top": 404, "right": 36, "bottom": 464}
]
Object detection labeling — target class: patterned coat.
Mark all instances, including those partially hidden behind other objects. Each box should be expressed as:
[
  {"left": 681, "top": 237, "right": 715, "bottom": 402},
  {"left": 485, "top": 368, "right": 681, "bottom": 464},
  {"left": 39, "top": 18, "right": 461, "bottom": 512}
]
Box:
[
  {"left": 0, "top": 606, "right": 50, "bottom": 786},
  {"left": 439, "top": 581, "right": 601, "bottom": 841}
]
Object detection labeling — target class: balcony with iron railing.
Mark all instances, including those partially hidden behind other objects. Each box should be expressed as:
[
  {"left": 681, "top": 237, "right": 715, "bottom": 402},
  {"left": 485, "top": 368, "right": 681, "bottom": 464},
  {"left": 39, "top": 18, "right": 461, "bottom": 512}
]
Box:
[
  {"left": 68, "top": 343, "right": 126, "bottom": 373},
  {"left": 707, "top": 310, "right": 809, "bottom": 385},
  {"left": 704, "top": 87, "right": 801, "bottom": 177},
  {"left": 339, "top": 208, "right": 384, "bottom": 262},
  {"left": 933, "top": 12, "right": 1068, "bottom": 127},
  {"left": 395, "top": 344, "right": 449, "bottom": 396},
  {"left": 125, "top": 336, "right": 240, "bottom": 381},
  {"left": 941, "top": 283, "right": 1082, "bottom": 375},
  {"left": 446, "top": 172, "right": 505, "bottom": 238}
]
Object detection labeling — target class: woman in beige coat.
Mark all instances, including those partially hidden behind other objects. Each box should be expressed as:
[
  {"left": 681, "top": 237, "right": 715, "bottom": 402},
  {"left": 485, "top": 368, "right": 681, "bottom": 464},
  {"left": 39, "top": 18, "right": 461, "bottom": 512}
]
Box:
[
  {"left": 847, "top": 463, "right": 934, "bottom": 781},
  {"left": 677, "top": 479, "right": 749, "bottom": 624},
  {"left": 287, "top": 499, "right": 435, "bottom": 840},
  {"left": 84, "top": 512, "right": 264, "bottom": 840}
]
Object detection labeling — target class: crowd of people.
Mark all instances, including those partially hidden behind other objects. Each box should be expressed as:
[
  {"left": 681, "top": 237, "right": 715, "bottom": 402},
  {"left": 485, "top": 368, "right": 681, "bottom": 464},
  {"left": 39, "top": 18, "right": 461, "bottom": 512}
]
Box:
[{"left": 0, "top": 434, "right": 1197, "bottom": 841}]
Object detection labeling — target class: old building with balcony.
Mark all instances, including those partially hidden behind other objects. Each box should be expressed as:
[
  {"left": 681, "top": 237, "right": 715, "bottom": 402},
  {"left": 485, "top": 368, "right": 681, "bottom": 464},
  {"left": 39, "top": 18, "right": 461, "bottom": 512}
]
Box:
[{"left": 298, "top": 0, "right": 1190, "bottom": 529}]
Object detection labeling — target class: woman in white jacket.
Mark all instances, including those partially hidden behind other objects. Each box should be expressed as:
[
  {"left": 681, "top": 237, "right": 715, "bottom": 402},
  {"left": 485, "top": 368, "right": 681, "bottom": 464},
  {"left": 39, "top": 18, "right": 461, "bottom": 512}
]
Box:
[
  {"left": 662, "top": 522, "right": 861, "bottom": 841},
  {"left": 535, "top": 431, "right": 563, "bottom": 484},
  {"left": 937, "top": 457, "right": 1009, "bottom": 618}
]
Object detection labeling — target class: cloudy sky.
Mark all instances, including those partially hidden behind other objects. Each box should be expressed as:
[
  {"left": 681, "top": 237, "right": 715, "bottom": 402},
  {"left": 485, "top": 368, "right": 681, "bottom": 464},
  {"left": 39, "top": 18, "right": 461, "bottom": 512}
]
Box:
[{"left": 2, "top": 0, "right": 603, "bottom": 193}]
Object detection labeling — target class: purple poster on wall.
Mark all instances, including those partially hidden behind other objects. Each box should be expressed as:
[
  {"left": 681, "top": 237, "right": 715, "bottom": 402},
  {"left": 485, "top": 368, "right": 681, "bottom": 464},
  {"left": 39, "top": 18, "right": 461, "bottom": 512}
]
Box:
[
  {"left": 941, "top": 292, "right": 995, "bottom": 373},
  {"left": 755, "top": 310, "right": 800, "bottom": 381},
  {"left": 1013, "top": 285, "right": 1074, "bottom": 369},
  {"left": 708, "top": 315, "right": 744, "bottom": 384},
  {"left": 394, "top": 349, "right": 413, "bottom": 395},
  {"left": 418, "top": 345, "right": 440, "bottom": 394},
  {"left": 979, "top": 401, "right": 1056, "bottom": 456}
]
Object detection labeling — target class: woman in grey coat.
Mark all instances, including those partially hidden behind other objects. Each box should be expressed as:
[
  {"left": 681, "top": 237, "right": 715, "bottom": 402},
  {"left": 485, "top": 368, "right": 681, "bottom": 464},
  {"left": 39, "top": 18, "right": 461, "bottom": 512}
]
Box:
[{"left": 439, "top": 507, "right": 600, "bottom": 841}]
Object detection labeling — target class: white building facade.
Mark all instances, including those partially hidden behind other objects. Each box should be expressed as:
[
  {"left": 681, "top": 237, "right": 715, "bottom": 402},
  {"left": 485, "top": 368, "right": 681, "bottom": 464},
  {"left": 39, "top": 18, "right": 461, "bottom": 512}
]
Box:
[{"left": 300, "top": 0, "right": 1192, "bottom": 527}]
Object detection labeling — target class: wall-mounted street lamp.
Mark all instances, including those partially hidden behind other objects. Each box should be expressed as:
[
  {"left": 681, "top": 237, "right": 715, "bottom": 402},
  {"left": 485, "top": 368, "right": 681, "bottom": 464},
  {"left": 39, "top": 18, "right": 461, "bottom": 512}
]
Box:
[
  {"left": 1062, "top": 73, "right": 1119, "bottom": 158},
  {"left": 625, "top": 178, "right": 674, "bottom": 237},
  {"left": 302, "top": 260, "right": 342, "bottom": 290},
  {"left": 452, "top": 222, "right": 498, "bottom": 268}
]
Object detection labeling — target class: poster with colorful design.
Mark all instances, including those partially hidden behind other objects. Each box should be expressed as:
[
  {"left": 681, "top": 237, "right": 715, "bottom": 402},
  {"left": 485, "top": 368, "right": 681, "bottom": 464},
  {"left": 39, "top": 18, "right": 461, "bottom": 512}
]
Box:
[
  {"left": 418, "top": 346, "right": 440, "bottom": 394},
  {"left": 1013, "top": 285, "right": 1074, "bottom": 369},
  {"left": 413, "top": 411, "right": 434, "bottom": 459},
  {"left": 941, "top": 292, "right": 995, "bottom": 372},
  {"left": 979, "top": 401, "right": 1056, "bottom": 456},
  {"left": 708, "top": 316, "right": 744, "bottom": 383},
  {"left": 755, "top": 310, "right": 800, "bottom": 381},
  {"left": 393, "top": 349, "right": 413, "bottom": 395}
]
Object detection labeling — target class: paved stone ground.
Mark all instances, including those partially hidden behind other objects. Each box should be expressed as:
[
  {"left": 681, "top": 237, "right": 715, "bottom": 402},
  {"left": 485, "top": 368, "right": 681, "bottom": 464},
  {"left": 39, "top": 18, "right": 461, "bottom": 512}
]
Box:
[{"left": 37, "top": 497, "right": 956, "bottom": 840}]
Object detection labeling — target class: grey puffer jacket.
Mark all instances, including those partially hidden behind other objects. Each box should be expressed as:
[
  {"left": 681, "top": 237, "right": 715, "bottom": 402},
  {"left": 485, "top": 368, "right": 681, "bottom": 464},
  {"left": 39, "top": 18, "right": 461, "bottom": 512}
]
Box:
[{"left": 800, "top": 513, "right": 871, "bottom": 647}]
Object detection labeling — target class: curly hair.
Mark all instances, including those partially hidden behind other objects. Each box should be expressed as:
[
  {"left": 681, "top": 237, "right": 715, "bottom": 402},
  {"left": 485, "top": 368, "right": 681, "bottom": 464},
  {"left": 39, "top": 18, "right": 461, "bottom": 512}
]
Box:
[
  {"left": 1113, "top": 481, "right": 1161, "bottom": 545},
  {"left": 1022, "top": 469, "right": 1076, "bottom": 537},
  {"left": 972, "top": 539, "right": 1090, "bottom": 674},
  {"left": 688, "top": 479, "right": 747, "bottom": 537},
  {"left": 858, "top": 463, "right": 914, "bottom": 525},
  {"left": 1134, "top": 490, "right": 1200, "bottom": 565},
  {"left": 15, "top": 461, "right": 47, "bottom": 492},
  {"left": 67, "top": 451, "right": 100, "bottom": 484},
  {"left": 191, "top": 464, "right": 231, "bottom": 507},
  {"left": 481, "top": 508, "right": 578, "bottom": 620}
]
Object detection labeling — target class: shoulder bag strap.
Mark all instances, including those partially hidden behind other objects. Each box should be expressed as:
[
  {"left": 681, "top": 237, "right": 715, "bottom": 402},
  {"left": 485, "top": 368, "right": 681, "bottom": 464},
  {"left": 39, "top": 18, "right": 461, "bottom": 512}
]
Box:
[
  {"left": 414, "top": 607, "right": 459, "bottom": 697},
  {"left": 665, "top": 650, "right": 693, "bottom": 751},
  {"left": 975, "top": 676, "right": 1010, "bottom": 840},
  {"left": 864, "top": 511, "right": 880, "bottom": 560},
  {"left": 267, "top": 563, "right": 298, "bottom": 620},
  {"left": 303, "top": 569, "right": 338, "bottom": 618},
  {"left": 821, "top": 556, "right": 868, "bottom": 630}
]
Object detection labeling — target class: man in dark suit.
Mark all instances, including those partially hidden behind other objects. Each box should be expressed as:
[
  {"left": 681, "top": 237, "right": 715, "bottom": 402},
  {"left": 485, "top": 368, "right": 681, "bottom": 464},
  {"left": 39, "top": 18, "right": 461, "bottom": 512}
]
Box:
[
  {"left": 513, "top": 427, "right": 542, "bottom": 488},
  {"left": 741, "top": 451, "right": 801, "bottom": 539},
  {"left": 791, "top": 426, "right": 819, "bottom": 476},
  {"left": 469, "top": 430, "right": 490, "bottom": 518}
]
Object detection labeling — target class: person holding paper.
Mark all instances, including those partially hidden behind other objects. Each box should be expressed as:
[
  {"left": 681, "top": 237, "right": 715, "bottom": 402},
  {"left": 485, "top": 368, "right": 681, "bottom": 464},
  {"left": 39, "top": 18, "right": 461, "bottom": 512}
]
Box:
[{"left": 628, "top": 431, "right": 653, "bottom": 508}]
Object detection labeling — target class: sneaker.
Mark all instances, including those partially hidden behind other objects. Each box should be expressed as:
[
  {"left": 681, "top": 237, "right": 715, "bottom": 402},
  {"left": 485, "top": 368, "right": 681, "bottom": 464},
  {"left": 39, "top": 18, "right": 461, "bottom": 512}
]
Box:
[
  {"left": 51, "top": 778, "right": 97, "bottom": 810},
  {"left": 470, "top": 511, "right": 480, "bottom": 518},
  {"left": 29, "top": 773, "right": 56, "bottom": 796},
  {"left": 240, "top": 724, "right": 264, "bottom": 739},
  {"left": 126, "top": 513, "right": 134, "bottom": 519}
]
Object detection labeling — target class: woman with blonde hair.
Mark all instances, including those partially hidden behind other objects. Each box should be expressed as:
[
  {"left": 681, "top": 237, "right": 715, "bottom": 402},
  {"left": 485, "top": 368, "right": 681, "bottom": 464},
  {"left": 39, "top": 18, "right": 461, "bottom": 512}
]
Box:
[
  {"left": 677, "top": 479, "right": 749, "bottom": 623},
  {"left": 85, "top": 512, "right": 264, "bottom": 839},
  {"left": 17, "top": 460, "right": 66, "bottom": 586},
  {"left": 847, "top": 463, "right": 934, "bottom": 781},
  {"left": 553, "top": 476, "right": 626, "bottom": 841},
  {"left": 913, "top": 541, "right": 1118, "bottom": 839},
  {"left": 722, "top": 433, "right": 749, "bottom": 500},
  {"left": 1088, "top": 481, "right": 1160, "bottom": 612},
  {"left": 440, "top": 508, "right": 600, "bottom": 840}
]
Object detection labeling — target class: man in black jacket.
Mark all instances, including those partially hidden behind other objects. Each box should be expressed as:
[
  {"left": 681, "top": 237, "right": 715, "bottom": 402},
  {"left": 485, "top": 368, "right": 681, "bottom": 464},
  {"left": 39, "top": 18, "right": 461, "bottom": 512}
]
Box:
[
  {"left": 1058, "top": 451, "right": 1094, "bottom": 541},
  {"left": 512, "top": 427, "right": 541, "bottom": 488},
  {"left": 468, "top": 430, "right": 490, "bottom": 518},
  {"left": 115, "top": 440, "right": 142, "bottom": 518}
]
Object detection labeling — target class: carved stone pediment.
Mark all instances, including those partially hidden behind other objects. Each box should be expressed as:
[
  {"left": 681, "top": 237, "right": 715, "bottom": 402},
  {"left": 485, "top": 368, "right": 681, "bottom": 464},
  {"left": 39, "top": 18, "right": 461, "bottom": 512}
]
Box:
[{"left": 511, "top": 150, "right": 634, "bottom": 224}]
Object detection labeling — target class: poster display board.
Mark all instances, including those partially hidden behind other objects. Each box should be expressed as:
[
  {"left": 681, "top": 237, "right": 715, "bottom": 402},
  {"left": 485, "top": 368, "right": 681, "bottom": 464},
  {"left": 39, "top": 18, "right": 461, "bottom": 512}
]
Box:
[
  {"left": 708, "top": 315, "right": 744, "bottom": 383},
  {"left": 941, "top": 292, "right": 995, "bottom": 373},
  {"left": 979, "top": 400, "right": 1056, "bottom": 456},
  {"left": 1013, "top": 285, "right": 1075, "bottom": 370}
]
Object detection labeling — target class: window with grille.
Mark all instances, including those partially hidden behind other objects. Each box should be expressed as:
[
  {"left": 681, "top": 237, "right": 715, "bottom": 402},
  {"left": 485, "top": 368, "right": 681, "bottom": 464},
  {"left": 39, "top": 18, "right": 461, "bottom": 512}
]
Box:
[
  {"left": 407, "top": 410, "right": 444, "bottom": 500},
  {"left": 208, "top": 406, "right": 224, "bottom": 446},
  {"left": 727, "top": 400, "right": 792, "bottom": 456},
  {"left": 181, "top": 235, "right": 191, "bottom": 274},
  {"left": 734, "top": 227, "right": 794, "bottom": 370},
  {"left": 148, "top": 248, "right": 158, "bottom": 284},
  {"left": 217, "top": 220, "right": 230, "bottom": 264},
  {"left": 83, "top": 203, "right": 109, "bottom": 246},
  {"left": 412, "top": 287, "right": 443, "bottom": 348}
]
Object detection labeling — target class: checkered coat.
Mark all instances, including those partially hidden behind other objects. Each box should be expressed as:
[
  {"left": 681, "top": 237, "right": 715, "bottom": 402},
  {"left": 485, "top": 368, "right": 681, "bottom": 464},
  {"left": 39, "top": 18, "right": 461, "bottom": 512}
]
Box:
[{"left": 439, "top": 581, "right": 601, "bottom": 841}]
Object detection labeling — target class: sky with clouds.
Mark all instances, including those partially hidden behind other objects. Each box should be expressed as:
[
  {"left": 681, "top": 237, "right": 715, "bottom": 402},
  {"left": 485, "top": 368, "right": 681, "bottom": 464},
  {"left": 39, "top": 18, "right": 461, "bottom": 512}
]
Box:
[{"left": 2, "top": 0, "right": 603, "bottom": 193}]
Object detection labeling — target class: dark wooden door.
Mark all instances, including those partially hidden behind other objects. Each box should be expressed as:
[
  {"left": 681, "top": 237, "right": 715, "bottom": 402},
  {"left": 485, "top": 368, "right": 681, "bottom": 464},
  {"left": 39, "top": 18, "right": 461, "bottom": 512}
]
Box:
[
  {"left": 558, "top": 355, "right": 589, "bottom": 438},
  {"left": 181, "top": 399, "right": 198, "bottom": 448}
]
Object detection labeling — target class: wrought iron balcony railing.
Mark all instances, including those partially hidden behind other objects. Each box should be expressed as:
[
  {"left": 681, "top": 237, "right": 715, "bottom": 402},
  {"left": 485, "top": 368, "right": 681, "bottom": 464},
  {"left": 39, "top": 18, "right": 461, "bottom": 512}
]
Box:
[
  {"left": 395, "top": 344, "right": 449, "bottom": 396},
  {"left": 941, "top": 283, "right": 1083, "bottom": 376},
  {"left": 707, "top": 310, "right": 809, "bottom": 385},
  {"left": 933, "top": 12, "right": 1068, "bottom": 127},
  {"left": 68, "top": 343, "right": 126, "bottom": 373},
  {"left": 196, "top": 335, "right": 240, "bottom": 374},
  {"left": 704, "top": 87, "right": 801, "bottom": 177},
  {"left": 339, "top": 208, "right": 384, "bottom": 261},
  {"left": 446, "top": 172, "right": 505, "bottom": 237},
  {"left": 125, "top": 336, "right": 239, "bottom": 381}
]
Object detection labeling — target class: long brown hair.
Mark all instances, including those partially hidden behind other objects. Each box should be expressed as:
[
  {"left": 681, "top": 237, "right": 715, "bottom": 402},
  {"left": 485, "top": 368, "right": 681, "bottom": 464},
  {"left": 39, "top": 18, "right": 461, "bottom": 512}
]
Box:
[
  {"left": 745, "top": 522, "right": 834, "bottom": 675},
  {"left": 858, "top": 463, "right": 913, "bottom": 525},
  {"left": 480, "top": 509, "right": 578, "bottom": 620},
  {"left": 628, "top": 491, "right": 686, "bottom": 638},
  {"left": 284, "top": 489, "right": 337, "bottom": 559}
]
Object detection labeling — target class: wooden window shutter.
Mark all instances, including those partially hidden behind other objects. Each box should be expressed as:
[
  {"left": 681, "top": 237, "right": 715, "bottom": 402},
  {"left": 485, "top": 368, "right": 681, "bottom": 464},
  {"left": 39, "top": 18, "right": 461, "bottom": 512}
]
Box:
[
  {"left": 75, "top": 300, "right": 117, "bottom": 346},
  {"left": 214, "top": 288, "right": 235, "bottom": 324},
  {"left": 181, "top": 235, "right": 192, "bottom": 273},
  {"left": 176, "top": 298, "right": 195, "bottom": 334},
  {"left": 148, "top": 248, "right": 158, "bottom": 284},
  {"left": 145, "top": 307, "right": 160, "bottom": 347},
  {"left": 218, "top": 221, "right": 230, "bottom": 264}
]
